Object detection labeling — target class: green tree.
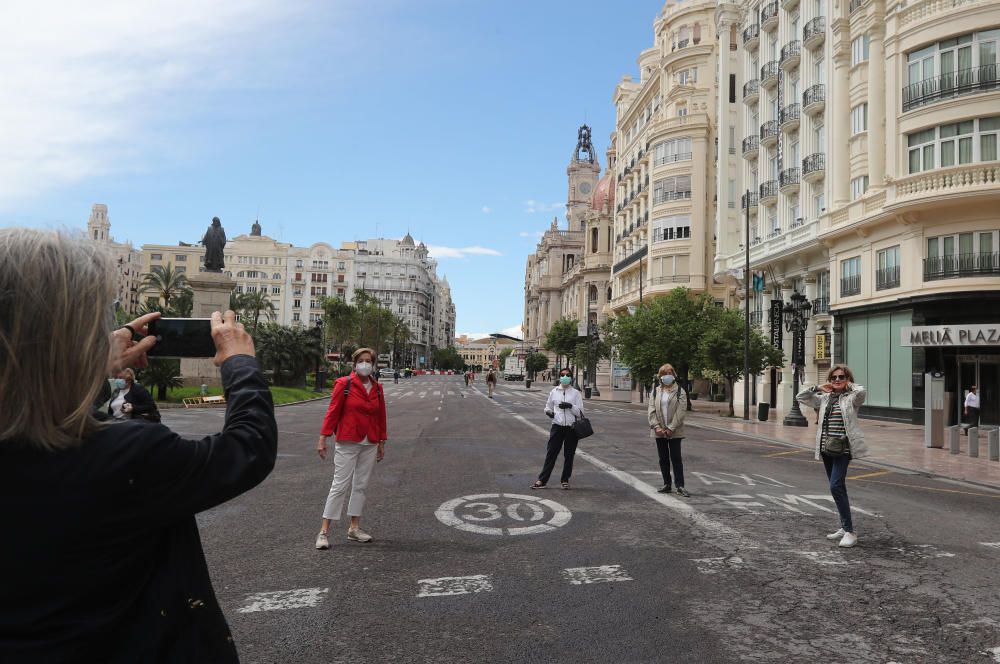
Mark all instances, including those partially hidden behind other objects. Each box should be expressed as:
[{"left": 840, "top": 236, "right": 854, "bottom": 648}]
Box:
[
  {"left": 545, "top": 318, "right": 580, "bottom": 371},
  {"left": 138, "top": 359, "right": 184, "bottom": 401},
  {"left": 320, "top": 296, "right": 357, "bottom": 372},
  {"left": 432, "top": 347, "right": 465, "bottom": 371},
  {"left": 254, "top": 323, "right": 325, "bottom": 386},
  {"left": 172, "top": 289, "right": 194, "bottom": 317},
  {"left": 525, "top": 352, "right": 549, "bottom": 379},
  {"left": 238, "top": 290, "right": 277, "bottom": 333},
  {"left": 140, "top": 263, "right": 191, "bottom": 311},
  {"left": 497, "top": 346, "right": 514, "bottom": 366},
  {"left": 573, "top": 336, "right": 611, "bottom": 374},
  {"left": 697, "top": 307, "right": 785, "bottom": 417}
]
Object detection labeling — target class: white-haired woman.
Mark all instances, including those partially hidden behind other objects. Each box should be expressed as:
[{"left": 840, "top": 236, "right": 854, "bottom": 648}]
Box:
[{"left": 0, "top": 229, "right": 276, "bottom": 663}]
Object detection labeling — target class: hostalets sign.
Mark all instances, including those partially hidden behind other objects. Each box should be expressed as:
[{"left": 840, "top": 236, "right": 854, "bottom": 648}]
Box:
[{"left": 901, "top": 325, "right": 1000, "bottom": 347}]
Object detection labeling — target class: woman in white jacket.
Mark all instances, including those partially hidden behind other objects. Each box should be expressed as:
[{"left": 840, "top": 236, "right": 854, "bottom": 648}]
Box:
[
  {"left": 531, "top": 368, "right": 584, "bottom": 490},
  {"left": 796, "top": 364, "right": 869, "bottom": 548}
]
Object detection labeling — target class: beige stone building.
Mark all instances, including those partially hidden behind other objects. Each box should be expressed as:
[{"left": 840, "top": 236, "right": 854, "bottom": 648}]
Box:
[
  {"left": 87, "top": 204, "right": 144, "bottom": 314},
  {"left": 455, "top": 335, "right": 519, "bottom": 372},
  {"left": 716, "top": 0, "right": 1000, "bottom": 425}
]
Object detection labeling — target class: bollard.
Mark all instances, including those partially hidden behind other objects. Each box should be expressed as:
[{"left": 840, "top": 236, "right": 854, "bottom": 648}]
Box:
[
  {"left": 949, "top": 426, "right": 961, "bottom": 455},
  {"left": 969, "top": 427, "right": 979, "bottom": 458},
  {"left": 989, "top": 429, "right": 999, "bottom": 462}
]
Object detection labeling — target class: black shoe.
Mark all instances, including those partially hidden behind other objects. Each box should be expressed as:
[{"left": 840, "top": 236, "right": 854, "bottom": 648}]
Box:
[
  {"left": 676, "top": 486, "right": 691, "bottom": 497},
  {"left": 657, "top": 485, "right": 672, "bottom": 493}
]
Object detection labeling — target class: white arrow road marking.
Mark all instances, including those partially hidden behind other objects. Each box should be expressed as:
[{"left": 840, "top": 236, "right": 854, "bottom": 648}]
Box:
[
  {"left": 562, "top": 565, "right": 633, "bottom": 585},
  {"left": 237, "top": 587, "right": 329, "bottom": 613},
  {"left": 417, "top": 575, "right": 493, "bottom": 597}
]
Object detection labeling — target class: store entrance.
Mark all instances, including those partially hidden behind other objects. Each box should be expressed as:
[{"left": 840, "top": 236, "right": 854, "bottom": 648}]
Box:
[{"left": 956, "top": 355, "right": 999, "bottom": 427}]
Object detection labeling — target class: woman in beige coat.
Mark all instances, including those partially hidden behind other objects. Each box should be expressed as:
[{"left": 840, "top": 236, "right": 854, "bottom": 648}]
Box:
[{"left": 647, "top": 363, "right": 690, "bottom": 497}]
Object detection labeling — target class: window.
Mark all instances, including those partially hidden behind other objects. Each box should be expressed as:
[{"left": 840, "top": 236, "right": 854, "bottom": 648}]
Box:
[
  {"left": 850, "top": 175, "right": 869, "bottom": 199},
  {"left": 876, "top": 246, "right": 901, "bottom": 290},
  {"left": 150, "top": 253, "right": 162, "bottom": 261},
  {"left": 940, "top": 120, "right": 974, "bottom": 166},
  {"left": 175, "top": 266, "right": 186, "bottom": 274},
  {"left": 272, "top": 287, "right": 281, "bottom": 295},
  {"left": 296, "top": 259, "right": 303, "bottom": 268},
  {"left": 907, "top": 117, "right": 999, "bottom": 173},
  {"left": 591, "top": 227, "right": 599, "bottom": 253},
  {"left": 653, "top": 137, "right": 693, "bottom": 165},
  {"left": 841, "top": 256, "right": 861, "bottom": 296},
  {"left": 338, "top": 274, "right": 345, "bottom": 282},
  {"left": 175, "top": 254, "right": 187, "bottom": 262},
  {"left": 293, "top": 299, "right": 301, "bottom": 308},
  {"left": 729, "top": 73, "right": 736, "bottom": 103},
  {"left": 851, "top": 103, "right": 868, "bottom": 134},
  {"left": 652, "top": 175, "right": 692, "bottom": 204},
  {"left": 813, "top": 183, "right": 825, "bottom": 216},
  {"left": 652, "top": 215, "right": 692, "bottom": 241},
  {"left": 677, "top": 105, "right": 688, "bottom": 117},
  {"left": 292, "top": 313, "right": 300, "bottom": 322},
  {"left": 851, "top": 34, "right": 870, "bottom": 66}
]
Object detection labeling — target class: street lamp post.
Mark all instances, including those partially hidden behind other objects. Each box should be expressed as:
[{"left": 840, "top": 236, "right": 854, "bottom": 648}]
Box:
[
  {"left": 588, "top": 319, "right": 601, "bottom": 398},
  {"left": 743, "top": 189, "right": 751, "bottom": 421},
  {"left": 782, "top": 290, "right": 812, "bottom": 426}
]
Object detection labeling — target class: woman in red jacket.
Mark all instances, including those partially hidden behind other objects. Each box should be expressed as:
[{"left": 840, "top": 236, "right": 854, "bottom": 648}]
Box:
[{"left": 315, "top": 347, "right": 388, "bottom": 549}]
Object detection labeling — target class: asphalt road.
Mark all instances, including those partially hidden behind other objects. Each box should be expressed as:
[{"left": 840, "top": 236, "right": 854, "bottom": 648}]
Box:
[{"left": 164, "top": 376, "right": 1000, "bottom": 664}]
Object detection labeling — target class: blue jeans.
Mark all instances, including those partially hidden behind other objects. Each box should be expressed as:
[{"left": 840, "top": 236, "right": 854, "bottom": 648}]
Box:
[{"left": 822, "top": 453, "right": 853, "bottom": 533}]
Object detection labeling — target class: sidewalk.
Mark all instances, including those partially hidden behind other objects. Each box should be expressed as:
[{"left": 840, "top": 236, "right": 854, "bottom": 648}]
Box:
[{"left": 681, "top": 401, "right": 1000, "bottom": 491}]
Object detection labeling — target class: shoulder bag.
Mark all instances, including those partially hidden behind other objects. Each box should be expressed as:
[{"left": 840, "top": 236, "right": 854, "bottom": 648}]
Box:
[
  {"left": 563, "top": 398, "right": 594, "bottom": 439},
  {"left": 821, "top": 393, "right": 850, "bottom": 457}
]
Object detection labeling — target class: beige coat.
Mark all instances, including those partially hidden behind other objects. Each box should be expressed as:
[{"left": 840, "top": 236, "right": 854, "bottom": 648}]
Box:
[
  {"left": 647, "top": 383, "right": 687, "bottom": 439},
  {"left": 796, "top": 384, "right": 870, "bottom": 460}
]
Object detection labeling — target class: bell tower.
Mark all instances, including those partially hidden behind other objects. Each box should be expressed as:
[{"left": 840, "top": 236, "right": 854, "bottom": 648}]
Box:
[
  {"left": 87, "top": 204, "right": 111, "bottom": 242},
  {"left": 567, "top": 125, "right": 601, "bottom": 231}
]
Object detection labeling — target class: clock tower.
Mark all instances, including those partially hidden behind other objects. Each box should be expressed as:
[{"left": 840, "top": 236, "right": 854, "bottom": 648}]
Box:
[{"left": 566, "top": 125, "right": 601, "bottom": 231}]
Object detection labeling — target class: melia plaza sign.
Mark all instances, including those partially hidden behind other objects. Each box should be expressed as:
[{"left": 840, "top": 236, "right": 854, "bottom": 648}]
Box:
[{"left": 901, "top": 325, "right": 1000, "bottom": 347}]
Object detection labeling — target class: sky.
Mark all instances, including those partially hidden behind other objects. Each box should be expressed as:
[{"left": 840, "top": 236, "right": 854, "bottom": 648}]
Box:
[{"left": 0, "top": 0, "right": 663, "bottom": 339}]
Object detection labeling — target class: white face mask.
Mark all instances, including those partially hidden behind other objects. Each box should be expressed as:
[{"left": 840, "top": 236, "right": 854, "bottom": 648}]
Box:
[
  {"left": 355, "top": 362, "right": 373, "bottom": 377},
  {"left": 661, "top": 375, "right": 676, "bottom": 386}
]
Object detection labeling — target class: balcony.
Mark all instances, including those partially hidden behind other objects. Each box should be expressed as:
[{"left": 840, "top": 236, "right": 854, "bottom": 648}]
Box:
[
  {"left": 741, "top": 191, "right": 759, "bottom": 211},
  {"left": 781, "top": 0, "right": 799, "bottom": 10},
  {"left": 742, "top": 23, "right": 760, "bottom": 48},
  {"left": 613, "top": 245, "right": 648, "bottom": 274},
  {"left": 840, "top": 275, "right": 861, "bottom": 297},
  {"left": 849, "top": 0, "right": 865, "bottom": 13},
  {"left": 654, "top": 190, "right": 693, "bottom": 205},
  {"left": 743, "top": 79, "right": 760, "bottom": 104},
  {"left": 779, "top": 103, "right": 800, "bottom": 132},
  {"left": 742, "top": 135, "right": 759, "bottom": 159},
  {"left": 760, "top": 120, "right": 779, "bottom": 147},
  {"left": 760, "top": 180, "right": 779, "bottom": 204},
  {"left": 923, "top": 252, "right": 1000, "bottom": 281},
  {"left": 902, "top": 64, "right": 1000, "bottom": 112},
  {"left": 779, "top": 40, "right": 801, "bottom": 71},
  {"left": 760, "top": 1, "right": 779, "bottom": 30},
  {"left": 802, "top": 152, "right": 826, "bottom": 182},
  {"left": 803, "top": 16, "right": 826, "bottom": 49},
  {"left": 779, "top": 167, "right": 800, "bottom": 192},
  {"left": 813, "top": 297, "right": 830, "bottom": 315},
  {"left": 894, "top": 163, "right": 999, "bottom": 206},
  {"left": 803, "top": 84, "right": 825, "bottom": 115},
  {"left": 761, "top": 61, "right": 779, "bottom": 89},
  {"left": 876, "top": 265, "right": 900, "bottom": 290}
]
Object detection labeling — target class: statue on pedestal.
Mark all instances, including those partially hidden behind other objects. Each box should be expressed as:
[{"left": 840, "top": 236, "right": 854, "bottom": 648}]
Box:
[
  {"left": 251, "top": 219, "right": 261, "bottom": 237},
  {"left": 201, "top": 217, "right": 226, "bottom": 272}
]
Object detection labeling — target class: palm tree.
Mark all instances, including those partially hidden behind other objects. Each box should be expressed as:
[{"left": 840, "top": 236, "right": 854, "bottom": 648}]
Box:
[
  {"left": 238, "top": 290, "right": 277, "bottom": 333},
  {"left": 138, "top": 359, "right": 184, "bottom": 400},
  {"left": 140, "top": 263, "right": 191, "bottom": 311}
]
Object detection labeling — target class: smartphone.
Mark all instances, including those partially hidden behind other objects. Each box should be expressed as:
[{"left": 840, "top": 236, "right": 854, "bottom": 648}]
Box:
[{"left": 147, "top": 318, "right": 216, "bottom": 358}]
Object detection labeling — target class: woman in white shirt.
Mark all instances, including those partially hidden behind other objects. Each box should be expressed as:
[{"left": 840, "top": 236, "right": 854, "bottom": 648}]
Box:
[
  {"left": 647, "top": 363, "right": 689, "bottom": 497},
  {"left": 531, "top": 368, "right": 585, "bottom": 490}
]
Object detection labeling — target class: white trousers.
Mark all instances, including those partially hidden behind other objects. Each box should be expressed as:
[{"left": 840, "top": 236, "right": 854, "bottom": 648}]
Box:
[{"left": 322, "top": 442, "right": 378, "bottom": 520}]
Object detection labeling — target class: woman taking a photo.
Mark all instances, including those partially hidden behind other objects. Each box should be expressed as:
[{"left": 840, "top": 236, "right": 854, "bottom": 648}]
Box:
[
  {"left": 796, "top": 364, "right": 869, "bottom": 548},
  {"left": 0, "top": 229, "right": 276, "bottom": 663},
  {"left": 108, "top": 368, "right": 158, "bottom": 421},
  {"left": 647, "top": 363, "right": 690, "bottom": 497},
  {"left": 316, "top": 347, "right": 388, "bottom": 549}
]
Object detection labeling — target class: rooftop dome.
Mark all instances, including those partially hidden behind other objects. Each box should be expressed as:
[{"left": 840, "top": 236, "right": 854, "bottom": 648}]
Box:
[
  {"left": 591, "top": 173, "right": 615, "bottom": 211},
  {"left": 401, "top": 233, "right": 415, "bottom": 246}
]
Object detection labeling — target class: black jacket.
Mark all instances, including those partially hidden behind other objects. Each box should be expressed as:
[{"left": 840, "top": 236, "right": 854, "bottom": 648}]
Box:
[
  {"left": 108, "top": 381, "right": 157, "bottom": 419},
  {"left": 0, "top": 355, "right": 277, "bottom": 663}
]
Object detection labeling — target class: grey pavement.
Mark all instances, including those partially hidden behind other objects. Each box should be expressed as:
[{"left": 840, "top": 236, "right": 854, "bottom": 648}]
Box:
[{"left": 166, "top": 376, "right": 1000, "bottom": 664}]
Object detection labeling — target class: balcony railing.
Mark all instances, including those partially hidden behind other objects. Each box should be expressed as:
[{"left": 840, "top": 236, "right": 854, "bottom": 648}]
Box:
[
  {"left": 779, "top": 40, "right": 801, "bottom": 68},
  {"left": 803, "top": 84, "right": 826, "bottom": 113},
  {"left": 742, "top": 24, "right": 760, "bottom": 46},
  {"left": 760, "top": 1, "right": 779, "bottom": 27},
  {"left": 650, "top": 275, "right": 691, "bottom": 286},
  {"left": 840, "top": 275, "right": 861, "bottom": 297},
  {"left": 761, "top": 61, "right": 779, "bottom": 87},
  {"left": 760, "top": 180, "right": 779, "bottom": 201},
  {"left": 743, "top": 79, "right": 760, "bottom": 101},
  {"left": 653, "top": 190, "right": 693, "bottom": 204},
  {"left": 760, "top": 120, "right": 779, "bottom": 143},
  {"left": 654, "top": 152, "right": 693, "bottom": 166},
  {"left": 613, "top": 245, "right": 648, "bottom": 274},
  {"left": 803, "top": 16, "right": 826, "bottom": 46},
  {"left": 802, "top": 152, "right": 826, "bottom": 178},
  {"left": 779, "top": 103, "right": 800, "bottom": 128},
  {"left": 923, "top": 252, "right": 1000, "bottom": 280},
  {"left": 779, "top": 167, "right": 800, "bottom": 189},
  {"left": 813, "top": 297, "right": 830, "bottom": 314},
  {"left": 741, "top": 191, "right": 759, "bottom": 209},
  {"left": 876, "top": 265, "right": 900, "bottom": 290},
  {"left": 849, "top": 0, "right": 864, "bottom": 13},
  {"left": 902, "top": 64, "right": 1000, "bottom": 112},
  {"left": 742, "top": 135, "right": 759, "bottom": 157}
]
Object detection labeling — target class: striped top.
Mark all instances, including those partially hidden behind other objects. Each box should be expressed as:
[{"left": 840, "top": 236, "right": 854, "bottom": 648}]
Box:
[{"left": 825, "top": 397, "right": 847, "bottom": 437}]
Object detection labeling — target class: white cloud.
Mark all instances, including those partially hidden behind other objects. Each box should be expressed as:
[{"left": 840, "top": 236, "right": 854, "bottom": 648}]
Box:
[
  {"left": 518, "top": 230, "right": 545, "bottom": 239},
  {"left": 499, "top": 324, "right": 523, "bottom": 339},
  {"left": 426, "top": 244, "right": 503, "bottom": 259},
  {"left": 0, "top": 0, "right": 308, "bottom": 209},
  {"left": 481, "top": 206, "right": 492, "bottom": 214},
  {"left": 523, "top": 199, "right": 565, "bottom": 214}
]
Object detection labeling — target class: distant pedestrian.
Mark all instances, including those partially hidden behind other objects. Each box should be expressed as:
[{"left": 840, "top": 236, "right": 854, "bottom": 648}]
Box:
[
  {"left": 393, "top": 369, "right": 400, "bottom": 384},
  {"left": 648, "top": 363, "right": 690, "bottom": 497},
  {"left": 315, "top": 347, "right": 388, "bottom": 549},
  {"left": 796, "top": 364, "right": 869, "bottom": 548},
  {"left": 964, "top": 385, "right": 980, "bottom": 430},
  {"left": 486, "top": 369, "right": 497, "bottom": 398},
  {"left": 532, "top": 368, "right": 584, "bottom": 490},
  {"left": 464, "top": 370, "right": 470, "bottom": 387},
  {"left": 108, "top": 368, "right": 160, "bottom": 422}
]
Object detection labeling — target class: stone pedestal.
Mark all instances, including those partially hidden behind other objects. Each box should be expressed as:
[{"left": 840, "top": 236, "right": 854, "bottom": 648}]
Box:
[{"left": 180, "top": 271, "right": 235, "bottom": 387}]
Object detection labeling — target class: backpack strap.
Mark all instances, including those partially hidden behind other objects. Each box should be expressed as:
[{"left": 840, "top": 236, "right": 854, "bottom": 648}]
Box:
[{"left": 343, "top": 376, "right": 352, "bottom": 398}]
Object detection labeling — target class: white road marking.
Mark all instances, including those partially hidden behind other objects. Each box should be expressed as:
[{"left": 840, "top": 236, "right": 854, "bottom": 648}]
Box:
[
  {"left": 416, "top": 575, "right": 494, "bottom": 598},
  {"left": 434, "top": 493, "right": 572, "bottom": 536},
  {"left": 562, "top": 565, "right": 633, "bottom": 585},
  {"left": 690, "top": 556, "right": 745, "bottom": 575},
  {"left": 237, "top": 587, "right": 329, "bottom": 613},
  {"left": 434, "top": 417, "right": 439, "bottom": 422},
  {"left": 437, "top": 406, "right": 442, "bottom": 410},
  {"left": 800, "top": 495, "right": 880, "bottom": 517},
  {"left": 794, "top": 551, "right": 850, "bottom": 566},
  {"left": 433, "top": 390, "right": 441, "bottom": 396},
  {"left": 980, "top": 542, "right": 1000, "bottom": 549},
  {"left": 709, "top": 493, "right": 767, "bottom": 510},
  {"left": 419, "top": 392, "right": 427, "bottom": 398},
  {"left": 984, "top": 646, "right": 1000, "bottom": 662},
  {"left": 891, "top": 544, "right": 955, "bottom": 559}
]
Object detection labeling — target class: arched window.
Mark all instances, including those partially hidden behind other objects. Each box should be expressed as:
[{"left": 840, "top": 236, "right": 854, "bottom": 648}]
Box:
[
  {"left": 273, "top": 272, "right": 281, "bottom": 280},
  {"left": 679, "top": 25, "right": 690, "bottom": 48},
  {"left": 589, "top": 285, "right": 598, "bottom": 302},
  {"left": 591, "top": 227, "right": 599, "bottom": 253}
]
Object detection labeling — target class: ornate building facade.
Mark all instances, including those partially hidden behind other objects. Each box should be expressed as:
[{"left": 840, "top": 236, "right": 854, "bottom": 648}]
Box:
[{"left": 87, "top": 204, "right": 144, "bottom": 314}]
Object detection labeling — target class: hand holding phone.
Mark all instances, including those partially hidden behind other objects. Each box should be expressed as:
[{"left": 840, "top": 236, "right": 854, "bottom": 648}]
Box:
[{"left": 147, "top": 318, "right": 216, "bottom": 358}]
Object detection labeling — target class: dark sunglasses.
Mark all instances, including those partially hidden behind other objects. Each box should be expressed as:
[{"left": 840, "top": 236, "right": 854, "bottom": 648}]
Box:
[{"left": 830, "top": 374, "right": 848, "bottom": 381}]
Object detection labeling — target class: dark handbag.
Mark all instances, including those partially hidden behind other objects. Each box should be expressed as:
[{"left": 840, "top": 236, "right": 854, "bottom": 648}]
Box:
[
  {"left": 821, "top": 395, "right": 849, "bottom": 457},
  {"left": 571, "top": 415, "right": 594, "bottom": 439}
]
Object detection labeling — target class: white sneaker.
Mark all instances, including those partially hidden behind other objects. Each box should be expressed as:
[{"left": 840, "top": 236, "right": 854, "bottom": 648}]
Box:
[
  {"left": 838, "top": 532, "right": 858, "bottom": 548},
  {"left": 348, "top": 527, "right": 373, "bottom": 543},
  {"left": 315, "top": 531, "right": 329, "bottom": 550},
  {"left": 826, "top": 528, "right": 846, "bottom": 541}
]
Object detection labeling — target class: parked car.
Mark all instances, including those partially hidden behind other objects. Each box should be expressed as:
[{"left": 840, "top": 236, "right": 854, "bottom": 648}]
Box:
[{"left": 379, "top": 368, "right": 395, "bottom": 378}]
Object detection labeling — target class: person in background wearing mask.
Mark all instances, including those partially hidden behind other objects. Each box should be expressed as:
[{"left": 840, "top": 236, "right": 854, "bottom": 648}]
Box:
[
  {"left": 315, "top": 348, "right": 388, "bottom": 549},
  {"left": 532, "top": 367, "right": 584, "bottom": 490},
  {"left": 648, "top": 363, "right": 690, "bottom": 497},
  {"left": 108, "top": 368, "right": 157, "bottom": 421}
]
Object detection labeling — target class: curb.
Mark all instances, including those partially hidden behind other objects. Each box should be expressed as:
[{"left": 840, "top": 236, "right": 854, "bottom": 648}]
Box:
[
  {"left": 687, "top": 417, "right": 1000, "bottom": 493},
  {"left": 276, "top": 395, "right": 330, "bottom": 407}
]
